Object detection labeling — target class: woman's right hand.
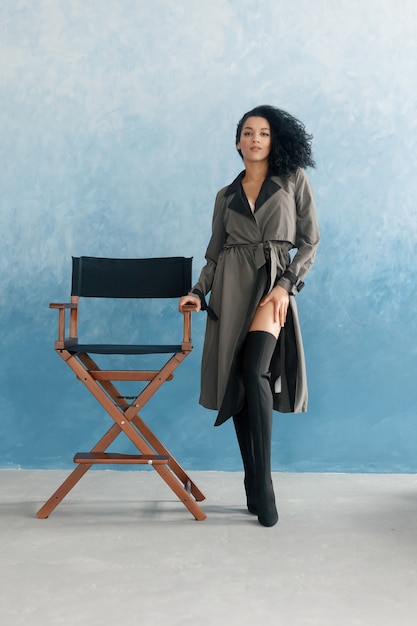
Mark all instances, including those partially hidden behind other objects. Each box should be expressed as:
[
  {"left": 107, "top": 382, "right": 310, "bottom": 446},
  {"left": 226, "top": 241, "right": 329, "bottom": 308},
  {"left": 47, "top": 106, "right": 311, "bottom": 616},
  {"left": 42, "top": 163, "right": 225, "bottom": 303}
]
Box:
[{"left": 178, "top": 294, "right": 201, "bottom": 313}]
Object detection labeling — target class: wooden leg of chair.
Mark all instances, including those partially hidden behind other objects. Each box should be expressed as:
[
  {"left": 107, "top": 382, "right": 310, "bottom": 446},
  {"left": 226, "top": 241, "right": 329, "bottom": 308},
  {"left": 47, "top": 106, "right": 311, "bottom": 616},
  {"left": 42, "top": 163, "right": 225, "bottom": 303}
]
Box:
[
  {"left": 40, "top": 354, "right": 206, "bottom": 520},
  {"left": 77, "top": 365, "right": 207, "bottom": 512},
  {"left": 36, "top": 461, "right": 206, "bottom": 521},
  {"left": 130, "top": 414, "right": 206, "bottom": 502},
  {"left": 167, "top": 457, "right": 206, "bottom": 502},
  {"left": 36, "top": 463, "right": 92, "bottom": 519},
  {"left": 154, "top": 464, "right": 207, "bottom": 521},
  {"left": 36, "top": 421, "right": 123, "bottom": 519}
]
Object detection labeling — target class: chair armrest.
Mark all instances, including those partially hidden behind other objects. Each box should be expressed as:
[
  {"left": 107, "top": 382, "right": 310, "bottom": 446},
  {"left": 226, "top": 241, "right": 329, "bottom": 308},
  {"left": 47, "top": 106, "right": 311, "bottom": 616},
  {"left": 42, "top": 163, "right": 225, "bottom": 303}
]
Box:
[
  {"left": 50, "top": 301, "right": 79, "bottom": 347},
  {"left": 180, "top": 306, "right": 196, "bottom": 348}
]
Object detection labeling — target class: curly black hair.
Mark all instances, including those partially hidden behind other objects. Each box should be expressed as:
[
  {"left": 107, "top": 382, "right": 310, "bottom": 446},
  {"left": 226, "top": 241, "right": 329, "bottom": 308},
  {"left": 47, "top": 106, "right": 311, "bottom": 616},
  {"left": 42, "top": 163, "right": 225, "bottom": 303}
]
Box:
[{"left": 235, "top": 105, "right": 315, "bottom": 177}]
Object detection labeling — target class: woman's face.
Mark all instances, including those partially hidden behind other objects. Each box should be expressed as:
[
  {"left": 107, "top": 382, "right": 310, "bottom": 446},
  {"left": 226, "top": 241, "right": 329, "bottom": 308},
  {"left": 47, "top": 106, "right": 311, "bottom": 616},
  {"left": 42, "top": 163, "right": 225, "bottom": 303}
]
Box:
[{"left": 237, "top": 116, "right": 271, "bottom": 165}]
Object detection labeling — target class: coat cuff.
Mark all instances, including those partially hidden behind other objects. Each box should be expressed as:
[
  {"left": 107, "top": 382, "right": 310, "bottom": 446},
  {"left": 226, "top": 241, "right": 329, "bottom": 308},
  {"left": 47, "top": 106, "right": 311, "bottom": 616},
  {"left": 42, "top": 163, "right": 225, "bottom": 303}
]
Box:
[
  {"left": 275, "top": 276, "right": 293, "bottom": 293},
  {"left": 275, "top": 270, "right": 305, "bottom": 294},
  {"left": 190, "top": 288, "right": 219, "bottom": 321}
]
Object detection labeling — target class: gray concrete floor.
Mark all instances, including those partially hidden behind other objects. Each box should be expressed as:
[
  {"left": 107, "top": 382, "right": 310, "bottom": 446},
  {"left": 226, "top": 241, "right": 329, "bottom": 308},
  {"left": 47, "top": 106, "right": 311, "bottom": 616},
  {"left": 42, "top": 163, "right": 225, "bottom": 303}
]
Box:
[{"left": 1, "top": 469, "right": 417, "bottom": 626}]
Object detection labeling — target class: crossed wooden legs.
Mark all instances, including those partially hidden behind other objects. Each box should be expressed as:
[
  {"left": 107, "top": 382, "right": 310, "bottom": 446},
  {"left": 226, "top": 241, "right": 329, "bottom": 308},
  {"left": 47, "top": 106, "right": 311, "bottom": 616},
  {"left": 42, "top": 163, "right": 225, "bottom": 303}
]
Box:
[{"left": 36, "top": 351, "right": 206, "bottom": 521}]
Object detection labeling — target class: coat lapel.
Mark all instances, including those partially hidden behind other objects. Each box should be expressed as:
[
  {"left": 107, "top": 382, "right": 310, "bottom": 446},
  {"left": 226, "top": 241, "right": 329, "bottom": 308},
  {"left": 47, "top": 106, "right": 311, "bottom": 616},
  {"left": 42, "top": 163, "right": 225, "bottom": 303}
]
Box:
[
  {"left": 224, "top": 172, "right": 281, "bottom": 217},
  {"left": 255, "top": 177, "right": 281, "bottom": 211},
  {"left": 224, "top": 172, "right": 250, "bottom": 217}
]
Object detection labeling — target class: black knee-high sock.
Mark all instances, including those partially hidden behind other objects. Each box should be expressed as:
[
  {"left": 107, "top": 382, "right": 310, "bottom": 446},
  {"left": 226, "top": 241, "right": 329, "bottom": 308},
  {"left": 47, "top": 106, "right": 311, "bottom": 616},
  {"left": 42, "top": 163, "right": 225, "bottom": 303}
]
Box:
[
  {"left": 233, "top": 405, "right": 257, "bottom": 514},
  {"left": 242, "top": 330, "right": 278, "bottom": 527}
]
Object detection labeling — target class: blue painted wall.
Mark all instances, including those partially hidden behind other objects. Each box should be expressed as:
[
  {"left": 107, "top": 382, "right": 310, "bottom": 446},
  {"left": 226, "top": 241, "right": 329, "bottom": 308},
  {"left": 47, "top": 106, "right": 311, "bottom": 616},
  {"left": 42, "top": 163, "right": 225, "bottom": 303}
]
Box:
[{"left": 1, "top": 0, "right": 417, "bottom": 472}]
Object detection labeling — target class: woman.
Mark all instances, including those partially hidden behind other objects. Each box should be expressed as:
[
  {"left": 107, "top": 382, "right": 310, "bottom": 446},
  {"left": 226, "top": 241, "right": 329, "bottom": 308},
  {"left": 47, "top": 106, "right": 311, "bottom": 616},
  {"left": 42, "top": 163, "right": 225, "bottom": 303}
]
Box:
[{"left": 179, "top": 105, "right": 319, "bottom": 527}]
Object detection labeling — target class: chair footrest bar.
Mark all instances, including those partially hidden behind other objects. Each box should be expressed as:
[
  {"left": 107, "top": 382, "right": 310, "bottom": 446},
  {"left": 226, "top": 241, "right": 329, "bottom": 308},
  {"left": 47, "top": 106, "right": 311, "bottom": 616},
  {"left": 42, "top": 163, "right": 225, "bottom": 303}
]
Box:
[{"left": 73, "top": 452, "right": 169, "bottom": 465}]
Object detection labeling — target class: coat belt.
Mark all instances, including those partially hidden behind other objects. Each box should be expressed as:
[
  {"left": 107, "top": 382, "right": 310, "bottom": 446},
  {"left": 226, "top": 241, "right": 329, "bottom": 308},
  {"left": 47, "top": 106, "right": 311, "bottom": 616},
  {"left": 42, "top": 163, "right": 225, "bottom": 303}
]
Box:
[{"left": 223, "top": 241, "right": 279, "bottom": 294}]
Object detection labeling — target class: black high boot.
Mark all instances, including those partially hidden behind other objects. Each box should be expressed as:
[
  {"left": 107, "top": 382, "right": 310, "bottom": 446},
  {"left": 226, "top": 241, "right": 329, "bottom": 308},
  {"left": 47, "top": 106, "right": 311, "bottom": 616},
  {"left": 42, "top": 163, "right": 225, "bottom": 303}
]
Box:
[
  {"left": 233, "top": 406, "right": 257, "bottom": 515},
  {"left": 242, "top": 330, "right": 278, "bottom": 527}
]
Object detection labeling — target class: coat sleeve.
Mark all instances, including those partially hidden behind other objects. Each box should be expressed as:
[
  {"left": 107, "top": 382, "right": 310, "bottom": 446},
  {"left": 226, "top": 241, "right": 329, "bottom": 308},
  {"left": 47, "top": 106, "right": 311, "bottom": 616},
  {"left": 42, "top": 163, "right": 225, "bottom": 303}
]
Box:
[
  {"left": 276, "top": 168, "right": 320, "bottom": 293},
  {"left": 191, "top": 189, "right": 227, "bottom": 298}
]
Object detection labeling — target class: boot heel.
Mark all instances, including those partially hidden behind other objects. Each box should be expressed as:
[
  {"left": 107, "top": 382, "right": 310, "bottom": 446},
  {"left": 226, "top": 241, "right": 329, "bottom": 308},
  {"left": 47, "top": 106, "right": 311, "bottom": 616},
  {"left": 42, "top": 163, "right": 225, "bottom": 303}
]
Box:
[{"left": 244, "top": 476, "right": 258, "bottom": 515}]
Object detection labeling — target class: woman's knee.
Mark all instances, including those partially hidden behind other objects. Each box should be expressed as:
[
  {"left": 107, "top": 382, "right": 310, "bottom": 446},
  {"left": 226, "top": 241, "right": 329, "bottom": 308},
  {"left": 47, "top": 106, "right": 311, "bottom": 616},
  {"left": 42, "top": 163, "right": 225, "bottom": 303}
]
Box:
[{"left": 242, "top": 330, "right": 277, "bottom": 381}]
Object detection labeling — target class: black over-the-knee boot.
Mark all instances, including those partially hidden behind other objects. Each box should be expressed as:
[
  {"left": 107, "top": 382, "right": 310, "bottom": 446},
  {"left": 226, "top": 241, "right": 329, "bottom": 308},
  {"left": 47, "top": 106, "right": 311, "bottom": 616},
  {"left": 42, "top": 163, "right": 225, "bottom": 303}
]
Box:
[
  {"left": 233, "top": 405, "right": 257, "bottom": 515},
  {"left": 242, "top": 330, "right": 278, "bottom": 527}
]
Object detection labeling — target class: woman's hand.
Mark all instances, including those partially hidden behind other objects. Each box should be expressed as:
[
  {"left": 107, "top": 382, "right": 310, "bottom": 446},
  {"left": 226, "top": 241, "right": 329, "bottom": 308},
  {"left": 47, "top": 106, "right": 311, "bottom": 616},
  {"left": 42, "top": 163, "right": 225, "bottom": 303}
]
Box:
[
  {"left": 259, "top": 285, "right": 289, "bottom": 327},
  {"left": 178, "top": 294, "right": 201, "bottom": 313}
]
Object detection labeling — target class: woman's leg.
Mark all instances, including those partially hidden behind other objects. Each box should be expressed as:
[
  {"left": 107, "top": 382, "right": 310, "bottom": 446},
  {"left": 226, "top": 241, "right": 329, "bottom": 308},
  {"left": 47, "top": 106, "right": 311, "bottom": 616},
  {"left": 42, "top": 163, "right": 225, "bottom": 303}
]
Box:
[
  {"left": 242, "top": 301, "right": 281, "bottom": 527},
  {"left": 242, "top": 329, "right": 278, "bottom": 527},
  {"left": 249, "top": 300, "right": 281, "bottom": 336}
]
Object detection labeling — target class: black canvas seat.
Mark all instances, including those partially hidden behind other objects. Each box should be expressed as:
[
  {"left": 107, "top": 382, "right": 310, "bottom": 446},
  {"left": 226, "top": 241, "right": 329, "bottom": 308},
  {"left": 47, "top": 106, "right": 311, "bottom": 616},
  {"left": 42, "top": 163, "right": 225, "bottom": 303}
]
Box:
[{"left": 36, "top": 256, "right": 206, "bottom": 521}]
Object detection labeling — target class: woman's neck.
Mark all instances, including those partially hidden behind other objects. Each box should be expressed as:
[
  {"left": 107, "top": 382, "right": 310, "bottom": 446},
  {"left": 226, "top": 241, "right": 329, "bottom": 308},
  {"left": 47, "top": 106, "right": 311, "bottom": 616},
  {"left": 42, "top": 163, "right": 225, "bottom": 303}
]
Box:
[{"left": 242, "top": 161, "right": 269, "bottom": 183}]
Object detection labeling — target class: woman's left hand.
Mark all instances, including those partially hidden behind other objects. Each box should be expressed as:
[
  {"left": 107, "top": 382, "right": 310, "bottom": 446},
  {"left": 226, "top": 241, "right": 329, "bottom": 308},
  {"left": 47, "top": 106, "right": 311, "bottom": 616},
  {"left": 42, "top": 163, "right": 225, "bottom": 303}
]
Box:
[{"left": 259, "top": 285, "right": 290, "bottom": 327}]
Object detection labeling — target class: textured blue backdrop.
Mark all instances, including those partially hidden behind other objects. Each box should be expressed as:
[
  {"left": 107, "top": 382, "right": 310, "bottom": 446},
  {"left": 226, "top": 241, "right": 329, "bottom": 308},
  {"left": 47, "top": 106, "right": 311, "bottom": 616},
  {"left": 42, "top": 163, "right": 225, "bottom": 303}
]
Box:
[{"left": 1, "top": 0, "right": 417, "bottom": 472}]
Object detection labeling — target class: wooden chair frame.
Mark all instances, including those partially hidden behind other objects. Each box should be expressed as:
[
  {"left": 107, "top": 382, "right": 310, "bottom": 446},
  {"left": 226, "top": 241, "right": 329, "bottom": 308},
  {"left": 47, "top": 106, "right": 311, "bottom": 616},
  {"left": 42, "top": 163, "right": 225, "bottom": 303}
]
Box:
[{"left": 36, "top": 257, "right": 206, "bottom": 521}]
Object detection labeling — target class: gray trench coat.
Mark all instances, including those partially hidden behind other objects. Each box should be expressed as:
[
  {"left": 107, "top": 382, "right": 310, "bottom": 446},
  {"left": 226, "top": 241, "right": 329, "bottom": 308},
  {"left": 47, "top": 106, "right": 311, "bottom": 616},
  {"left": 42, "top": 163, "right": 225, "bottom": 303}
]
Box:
[{"left": 191, "top": 168, "right": 320, "bottom": 426}]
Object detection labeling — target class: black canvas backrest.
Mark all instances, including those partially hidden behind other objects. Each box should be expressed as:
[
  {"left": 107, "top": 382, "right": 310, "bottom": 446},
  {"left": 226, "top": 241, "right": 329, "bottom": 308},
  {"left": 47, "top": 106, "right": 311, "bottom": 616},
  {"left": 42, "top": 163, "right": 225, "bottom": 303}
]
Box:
[{"left": 71, "top": 256, "right": 192, "bottom": 298}]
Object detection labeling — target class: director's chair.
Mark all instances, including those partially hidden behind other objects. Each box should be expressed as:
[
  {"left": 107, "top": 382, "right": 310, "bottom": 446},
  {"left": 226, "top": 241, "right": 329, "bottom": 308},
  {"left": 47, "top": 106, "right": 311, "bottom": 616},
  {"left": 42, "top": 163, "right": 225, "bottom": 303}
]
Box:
[{"left": 36, "top": 256, "right": 206, "bottom": 521}]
